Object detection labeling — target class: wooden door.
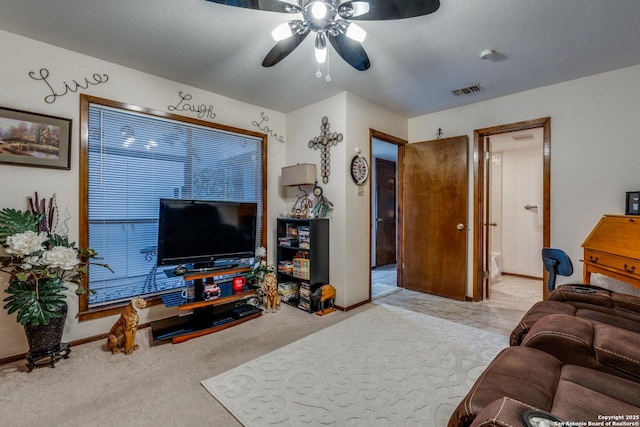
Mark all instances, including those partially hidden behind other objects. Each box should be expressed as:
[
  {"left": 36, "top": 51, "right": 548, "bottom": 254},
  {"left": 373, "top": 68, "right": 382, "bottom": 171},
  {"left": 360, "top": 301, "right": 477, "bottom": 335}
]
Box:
[
  {"left": 375, "top": 158, "right": 397, "bottom": 266},
  {"left": 402, "top": 136, "right": 468, "bottom": 300}
]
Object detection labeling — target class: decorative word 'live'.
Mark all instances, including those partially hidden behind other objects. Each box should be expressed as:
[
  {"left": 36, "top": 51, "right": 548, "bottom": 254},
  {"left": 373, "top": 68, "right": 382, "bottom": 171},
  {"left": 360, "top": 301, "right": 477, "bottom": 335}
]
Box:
[{"left": 28, "top": 68, "right": 110, "bottom": 104}]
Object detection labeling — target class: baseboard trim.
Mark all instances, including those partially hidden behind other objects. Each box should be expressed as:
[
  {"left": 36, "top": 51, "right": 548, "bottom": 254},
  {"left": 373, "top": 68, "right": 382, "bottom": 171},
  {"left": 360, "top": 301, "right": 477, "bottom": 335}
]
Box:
[
  {"left": 0, "top": 322, "right": 151, "bottom": 366},
  {"left": 501, "top": 272, "right": 543, "bottom": 281}
]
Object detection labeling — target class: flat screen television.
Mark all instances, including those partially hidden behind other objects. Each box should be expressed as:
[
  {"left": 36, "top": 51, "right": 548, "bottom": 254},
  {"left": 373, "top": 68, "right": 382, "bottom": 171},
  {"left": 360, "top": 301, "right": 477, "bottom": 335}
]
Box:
[{"left": 157, "top": 199, "right": 257, "bottom": 271}]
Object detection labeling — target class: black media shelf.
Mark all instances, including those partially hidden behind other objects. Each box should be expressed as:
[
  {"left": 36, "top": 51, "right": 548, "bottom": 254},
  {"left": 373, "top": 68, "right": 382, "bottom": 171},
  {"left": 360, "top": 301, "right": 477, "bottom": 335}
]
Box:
[{"left": 276, "top": 218, "right": 329, "bottom": 313}]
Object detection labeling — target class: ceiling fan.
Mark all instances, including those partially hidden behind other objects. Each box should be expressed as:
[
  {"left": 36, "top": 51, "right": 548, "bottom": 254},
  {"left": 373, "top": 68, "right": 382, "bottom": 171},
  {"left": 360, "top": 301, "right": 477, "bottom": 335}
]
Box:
[{"left": 206, "top": 0, "right": 440, "bottom": 72}]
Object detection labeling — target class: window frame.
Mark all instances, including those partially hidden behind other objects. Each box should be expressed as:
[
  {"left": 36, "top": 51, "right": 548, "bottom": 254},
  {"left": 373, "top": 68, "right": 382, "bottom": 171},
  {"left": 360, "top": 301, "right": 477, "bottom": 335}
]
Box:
[{"left": 78, "top": 94, "right": 268, "bottom": 321}]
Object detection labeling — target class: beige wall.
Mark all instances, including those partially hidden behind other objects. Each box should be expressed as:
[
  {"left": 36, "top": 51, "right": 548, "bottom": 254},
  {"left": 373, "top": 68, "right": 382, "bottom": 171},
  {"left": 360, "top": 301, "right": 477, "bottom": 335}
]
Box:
[
  {"left": 409, "top": 63, "right": 640, "bottom": 295},
  {"left": 285, "top": 92, "right": 407, "bottom": 309},
  {"left": 3, "top": 25, "right": 640, "bottom": 359},
  {"left": 0, "top": 30, "right": 287, "bottom": 359}
]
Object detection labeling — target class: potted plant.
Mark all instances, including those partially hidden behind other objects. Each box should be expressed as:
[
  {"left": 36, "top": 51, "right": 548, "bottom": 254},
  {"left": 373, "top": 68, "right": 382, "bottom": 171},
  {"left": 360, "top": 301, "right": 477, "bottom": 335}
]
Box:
[
  {"left": 0, "top": 193, "right": 110, "bottom": 370},
  {"left": 244, "top": 246, "right": 274, "bottom": 287}
]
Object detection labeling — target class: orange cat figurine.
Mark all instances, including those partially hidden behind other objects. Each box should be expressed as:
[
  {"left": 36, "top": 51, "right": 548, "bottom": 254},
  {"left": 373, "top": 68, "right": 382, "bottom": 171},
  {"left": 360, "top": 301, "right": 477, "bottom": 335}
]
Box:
[{"left": 107, "top": 297, "right": 146, "bottom": 355}]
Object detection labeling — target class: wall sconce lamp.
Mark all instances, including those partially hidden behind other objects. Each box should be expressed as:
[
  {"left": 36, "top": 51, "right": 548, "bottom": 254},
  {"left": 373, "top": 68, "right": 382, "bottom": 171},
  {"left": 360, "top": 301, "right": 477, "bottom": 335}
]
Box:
[{"left": 282, "top": 163, "right": 317, "bottom": 218}]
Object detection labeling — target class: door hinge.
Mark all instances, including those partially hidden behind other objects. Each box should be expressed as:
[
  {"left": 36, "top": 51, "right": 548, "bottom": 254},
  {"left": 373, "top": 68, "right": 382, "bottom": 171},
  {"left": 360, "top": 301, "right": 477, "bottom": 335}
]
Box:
[
  {"left": 484, "top": 151, "right": 490, "bottom": 161},
  {"left": 483, "top": 270, "right": 490, "bottom": 279}
]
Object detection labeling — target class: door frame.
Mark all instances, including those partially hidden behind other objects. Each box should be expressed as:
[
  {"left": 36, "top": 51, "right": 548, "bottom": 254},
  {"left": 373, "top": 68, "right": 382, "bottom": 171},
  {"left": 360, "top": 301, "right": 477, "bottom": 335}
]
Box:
[
  {"left": 473, "top": 117, "right": 551, "bottom": 301},
  {"left": 369, "top": 129, "right": 407, "bottom": 298}
]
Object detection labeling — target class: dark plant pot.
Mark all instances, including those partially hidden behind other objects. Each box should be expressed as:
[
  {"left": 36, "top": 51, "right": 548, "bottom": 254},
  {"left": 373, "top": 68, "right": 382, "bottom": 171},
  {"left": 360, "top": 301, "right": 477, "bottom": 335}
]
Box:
[{"left": 23, "top": 303, "right": 70, "bottom": 372}]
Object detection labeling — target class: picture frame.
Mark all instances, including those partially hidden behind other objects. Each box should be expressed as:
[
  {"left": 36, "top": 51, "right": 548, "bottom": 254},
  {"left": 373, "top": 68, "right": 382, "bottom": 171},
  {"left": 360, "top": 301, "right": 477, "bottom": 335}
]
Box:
[
  {"left": 625, "top": 191, "right": 640, "bottom": 215},
  {"left": 0, "top": 106, "right": 71, "bottom": 170}
]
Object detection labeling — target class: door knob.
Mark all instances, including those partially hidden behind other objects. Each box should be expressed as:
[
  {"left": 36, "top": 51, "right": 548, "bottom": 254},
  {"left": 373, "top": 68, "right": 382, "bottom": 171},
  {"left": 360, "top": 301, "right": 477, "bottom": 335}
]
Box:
[
  {"left": 456, "top": 223, "right": 465, "bottom": 231},
  {"left": 489, "top": 222, "right": 497, "bottom": 227}
]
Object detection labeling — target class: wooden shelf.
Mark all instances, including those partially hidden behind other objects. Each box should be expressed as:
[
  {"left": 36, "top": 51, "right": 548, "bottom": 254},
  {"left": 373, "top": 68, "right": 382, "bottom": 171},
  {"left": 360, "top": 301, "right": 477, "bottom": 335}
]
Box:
[
  {"left": 170, "top": 312, "right": 261, "bottom": 344},
  {"left": 150, "top": 266, "right": 261, "bottom": 343},
  {"left": 177, "top": 288, "right": 256, "bottom": 311}
]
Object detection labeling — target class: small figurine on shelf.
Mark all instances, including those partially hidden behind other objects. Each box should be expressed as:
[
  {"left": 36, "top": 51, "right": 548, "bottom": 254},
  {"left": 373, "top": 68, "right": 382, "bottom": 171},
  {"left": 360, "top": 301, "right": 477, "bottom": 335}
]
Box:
[
  {"left": 310, "top": 184, "right": 334, "bottom": 218},
  {"left": 107, "top": 297, "right": 147, "bottom": 355},
  {"left": 262, "top": 272, "right": 281, "bottom": 313},
  {"left": 312, "top": 284, "right": 336, "bottom": 316}
]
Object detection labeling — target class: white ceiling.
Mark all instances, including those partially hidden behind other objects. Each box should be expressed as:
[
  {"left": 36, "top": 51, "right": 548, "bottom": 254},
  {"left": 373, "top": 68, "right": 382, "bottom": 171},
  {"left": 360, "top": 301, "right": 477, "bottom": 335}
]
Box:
[{"left": 1, "top": 0, "right": 640, "bottom": 118}]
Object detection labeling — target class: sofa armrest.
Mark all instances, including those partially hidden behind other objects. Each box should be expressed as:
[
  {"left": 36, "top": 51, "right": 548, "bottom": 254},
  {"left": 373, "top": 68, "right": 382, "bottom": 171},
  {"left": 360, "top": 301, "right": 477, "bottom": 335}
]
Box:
[
  {"left": 594, "top": 323, "right": 640, "bottom": 380},
  {"left": 468, "top": 397, "right": 542, "bottom": 427}
]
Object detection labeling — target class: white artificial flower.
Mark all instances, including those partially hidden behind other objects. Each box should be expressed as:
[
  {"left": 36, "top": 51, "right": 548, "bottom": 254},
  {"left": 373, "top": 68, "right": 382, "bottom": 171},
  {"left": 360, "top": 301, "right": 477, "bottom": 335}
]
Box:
[
  {"left": 20, "top": 256, "right": 42, "bottom": 270},
  {"left": 41, "top": 246, "right": 80, "bottom": 270},
  {"left": 5, "top": 231, "right": 47, "bottom": 257},
  {"left": 255, "top": 246, "right": 267, "bottom": 258}
]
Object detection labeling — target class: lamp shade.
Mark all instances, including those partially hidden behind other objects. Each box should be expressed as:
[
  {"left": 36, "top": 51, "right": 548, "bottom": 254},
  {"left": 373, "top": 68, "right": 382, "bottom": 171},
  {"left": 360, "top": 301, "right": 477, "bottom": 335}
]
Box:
[{"left": 282, "top": 163, "right": 317, "bottom": 186}]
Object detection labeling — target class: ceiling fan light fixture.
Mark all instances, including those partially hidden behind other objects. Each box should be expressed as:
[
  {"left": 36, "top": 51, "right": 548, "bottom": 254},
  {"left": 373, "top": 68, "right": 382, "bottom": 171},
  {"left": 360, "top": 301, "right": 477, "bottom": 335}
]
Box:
[
  {"left": 315, "top": 33, "right": 327, "bottom": 63},
  {"left": 271, "top": 19, "right": 304, "bottom": 41},
  {"left": 337, "top": 20, "right": 366, "bottom": 42},
  {"left": 310, "top": 1, "right": 328, "bottom": 19}
]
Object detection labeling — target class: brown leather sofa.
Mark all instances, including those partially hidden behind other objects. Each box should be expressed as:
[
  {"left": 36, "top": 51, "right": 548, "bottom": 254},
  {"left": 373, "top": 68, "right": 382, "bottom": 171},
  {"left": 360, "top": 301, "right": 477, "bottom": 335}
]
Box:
[
  {"left": 510, "top": 284, "right": 640, "bottom": 345},
  {"left": 448, "top": 285, "right": 640, "bottom": 427}
]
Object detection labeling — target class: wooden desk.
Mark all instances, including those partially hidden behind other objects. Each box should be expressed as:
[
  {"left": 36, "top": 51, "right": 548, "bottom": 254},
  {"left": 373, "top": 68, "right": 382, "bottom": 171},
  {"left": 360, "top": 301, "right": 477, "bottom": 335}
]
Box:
[{"left": 582, "top": 215, "right": 640, "bottom": 289}]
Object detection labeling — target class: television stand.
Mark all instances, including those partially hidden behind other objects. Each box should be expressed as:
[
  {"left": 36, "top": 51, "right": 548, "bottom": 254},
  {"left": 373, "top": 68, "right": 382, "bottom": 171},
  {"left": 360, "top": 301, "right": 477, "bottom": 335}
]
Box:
[
  {"left": 151, "top": 266, "right": 261, "bottom": 344},
  {"left": 187, "top": 263, "right": 239, "bottom": 274}
]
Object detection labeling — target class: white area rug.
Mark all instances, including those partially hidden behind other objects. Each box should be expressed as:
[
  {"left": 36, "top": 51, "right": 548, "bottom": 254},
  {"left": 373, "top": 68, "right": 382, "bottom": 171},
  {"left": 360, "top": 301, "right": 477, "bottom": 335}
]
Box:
[{"left": 201, "top": 304, "right": 508, "bottom": 426}]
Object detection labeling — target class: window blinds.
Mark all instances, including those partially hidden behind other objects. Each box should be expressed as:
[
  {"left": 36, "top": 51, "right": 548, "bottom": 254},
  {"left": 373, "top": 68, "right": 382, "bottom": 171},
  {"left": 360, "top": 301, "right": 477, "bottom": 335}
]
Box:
[{"left": 87, "top": 104, "right": 263, "bottom": 307}]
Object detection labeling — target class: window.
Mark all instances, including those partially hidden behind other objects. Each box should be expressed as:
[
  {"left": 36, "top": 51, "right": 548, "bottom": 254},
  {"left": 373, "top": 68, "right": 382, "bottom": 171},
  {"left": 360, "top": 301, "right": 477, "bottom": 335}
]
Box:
[{"left": 79, "top": 96, "right": 267, "bottom": 319}]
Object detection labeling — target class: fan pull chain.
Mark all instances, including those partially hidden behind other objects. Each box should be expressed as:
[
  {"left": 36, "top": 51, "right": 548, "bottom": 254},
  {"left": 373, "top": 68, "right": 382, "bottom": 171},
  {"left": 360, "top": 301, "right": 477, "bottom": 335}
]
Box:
[{"left": 325, "top": 49, "right": 331, "bottom": 82}]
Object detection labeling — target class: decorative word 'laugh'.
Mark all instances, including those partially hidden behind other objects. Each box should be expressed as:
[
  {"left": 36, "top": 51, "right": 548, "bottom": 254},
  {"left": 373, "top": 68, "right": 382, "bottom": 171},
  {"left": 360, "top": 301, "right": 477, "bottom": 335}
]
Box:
[{"left": 168, "top": 91, "right": 216, "bottom": 119}]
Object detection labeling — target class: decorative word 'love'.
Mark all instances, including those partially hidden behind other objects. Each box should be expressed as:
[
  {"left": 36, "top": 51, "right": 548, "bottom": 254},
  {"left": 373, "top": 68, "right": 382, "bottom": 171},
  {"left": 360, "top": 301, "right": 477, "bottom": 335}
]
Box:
[{"left": 252, "top": 112, "right": 285, "bottom": 144}]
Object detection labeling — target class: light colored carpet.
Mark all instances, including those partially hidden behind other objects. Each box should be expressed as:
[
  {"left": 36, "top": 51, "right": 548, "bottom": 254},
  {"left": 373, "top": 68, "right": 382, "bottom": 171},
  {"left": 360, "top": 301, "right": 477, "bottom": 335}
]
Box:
[
  {"left": 202, "top": 304, "right": 508, "bottom": 426},
  {"left": 371, "top": 283, "right": 401, "bottom": 300}
]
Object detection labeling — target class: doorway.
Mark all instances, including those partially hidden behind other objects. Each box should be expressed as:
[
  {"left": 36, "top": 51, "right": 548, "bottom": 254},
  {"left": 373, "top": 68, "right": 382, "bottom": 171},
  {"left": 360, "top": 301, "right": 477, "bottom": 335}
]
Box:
[
  {"left": 474, "top": 117, "right": 551, "bottom": 301},
  {"left": 370, "top": 130, "right": 405, "bottom": 300}
]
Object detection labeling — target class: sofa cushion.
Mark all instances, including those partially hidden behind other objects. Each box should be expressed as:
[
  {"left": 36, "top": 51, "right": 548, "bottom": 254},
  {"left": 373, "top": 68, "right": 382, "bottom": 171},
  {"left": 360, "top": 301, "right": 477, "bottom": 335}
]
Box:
[
  {"left": 552, "top": 365, "right": 640, "bottom": 420},
  {"left": 452, "top": 349, "right": 640, "bottom": 427}
]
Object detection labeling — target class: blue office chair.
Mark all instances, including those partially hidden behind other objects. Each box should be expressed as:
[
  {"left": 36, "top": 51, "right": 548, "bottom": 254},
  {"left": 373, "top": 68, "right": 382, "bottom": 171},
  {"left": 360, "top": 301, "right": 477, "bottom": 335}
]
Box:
[{"left": 542, "top": 248, "right": 573, "bottom": 292}]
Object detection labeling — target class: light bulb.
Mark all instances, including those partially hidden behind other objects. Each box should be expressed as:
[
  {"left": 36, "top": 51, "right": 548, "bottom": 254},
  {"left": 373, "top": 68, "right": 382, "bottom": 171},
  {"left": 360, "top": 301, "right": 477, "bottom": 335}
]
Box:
[
  {"left": 311, "top": 1, "right": 327, "bottom": 19},
  {"left": 346, "top": 22, "right": 366, "bottom": 42},
  {"left": 272, "top": 22, "right": 293, "bottom": 41},
  {"left": 315, "top": 34, "right": 327, "bottom": 64},
  {"left": 315, "top": 47, "right": 327, "bottom": 63}
]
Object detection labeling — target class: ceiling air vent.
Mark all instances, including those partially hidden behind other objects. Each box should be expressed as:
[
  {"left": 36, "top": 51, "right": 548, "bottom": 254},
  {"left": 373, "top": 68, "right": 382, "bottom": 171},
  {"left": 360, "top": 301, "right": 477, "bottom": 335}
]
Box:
[{"left": 451, "top": 84, "right": 483, "bottom": 97}]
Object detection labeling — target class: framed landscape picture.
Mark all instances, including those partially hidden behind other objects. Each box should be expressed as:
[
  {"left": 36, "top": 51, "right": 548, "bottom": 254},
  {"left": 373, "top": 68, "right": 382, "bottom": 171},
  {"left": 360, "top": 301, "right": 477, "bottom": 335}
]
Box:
[{"left": 0, "top": 107, "right": 71, "bottom": 170}]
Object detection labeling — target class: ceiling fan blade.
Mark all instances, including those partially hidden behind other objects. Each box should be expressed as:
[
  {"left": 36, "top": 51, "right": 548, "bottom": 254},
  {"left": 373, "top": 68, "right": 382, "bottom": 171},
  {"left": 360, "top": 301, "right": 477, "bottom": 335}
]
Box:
[
  {"left": 340, "top": 0, "right": 440, "bottom": 21},
  {"left": 206, "top": 0, "right": 301, "bottom": 14},
  {"left": 262, "top": 31, "right": 309, "bottom": 67},
  {"left": 328, "top": 33, "right": 370, "bottom": 71}
]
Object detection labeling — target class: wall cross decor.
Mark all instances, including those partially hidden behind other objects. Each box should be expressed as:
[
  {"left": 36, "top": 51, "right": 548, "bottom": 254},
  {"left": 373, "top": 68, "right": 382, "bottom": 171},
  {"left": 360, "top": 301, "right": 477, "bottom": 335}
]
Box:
[{"left": 308, "top": 116, "right": 343, "bottom": 184}]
